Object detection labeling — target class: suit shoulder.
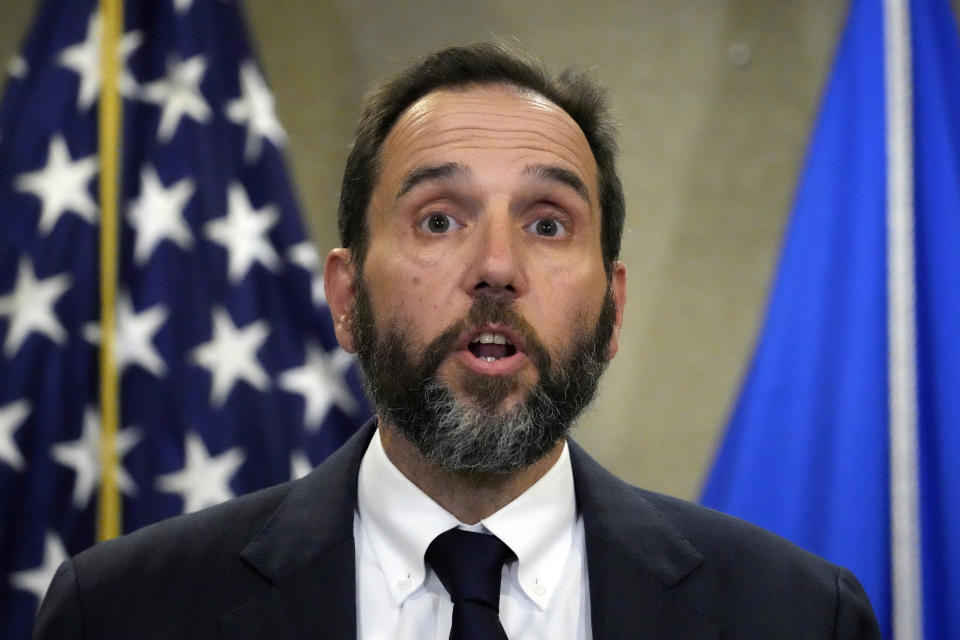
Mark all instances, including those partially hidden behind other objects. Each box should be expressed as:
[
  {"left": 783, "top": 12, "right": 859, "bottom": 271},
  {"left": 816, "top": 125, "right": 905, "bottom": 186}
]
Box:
[
  {"left": 569, "top": 440, "right": 838, "bottom": 577},
  {"left": 73, "top": 480, "right": 293, "bottom": 579},
  {"left": 568, "top": 443, "right": 880, "bottom": 637},
  {"left": 37, "top": 482, "right": 303, "bottom": 638},
  {"left": 637, "top": 488, "right": 832, "bottom": 568},
  {"left": 627, "top": 489, "right": 880, "bottom": 637}
]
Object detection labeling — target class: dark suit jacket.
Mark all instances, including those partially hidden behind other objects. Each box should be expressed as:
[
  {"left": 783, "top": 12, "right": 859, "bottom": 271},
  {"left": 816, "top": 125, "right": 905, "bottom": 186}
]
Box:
[{"left": 34, "top": 421, "right": 880, "bottom": 639}]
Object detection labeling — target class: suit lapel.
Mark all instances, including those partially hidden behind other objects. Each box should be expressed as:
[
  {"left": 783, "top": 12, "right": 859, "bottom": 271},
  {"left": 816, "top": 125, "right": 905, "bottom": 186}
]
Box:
[
  {"left": 221, "top": 421, "right": 378, "bottom": 640},
  {"left": 218, "top": 425, "right": 716, "bottom": 638},
  {"left": 219, "top": 539, "right": 357, "bottom": 639},
  {"left": 569, "top": 440, "right": 720, "bottom": 639}
]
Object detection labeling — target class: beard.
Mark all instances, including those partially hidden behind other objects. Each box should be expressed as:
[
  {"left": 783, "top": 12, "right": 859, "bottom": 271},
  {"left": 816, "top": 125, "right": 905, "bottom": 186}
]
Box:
[{"left": 350, "top": 277, "right": 616, "bottom": 475}]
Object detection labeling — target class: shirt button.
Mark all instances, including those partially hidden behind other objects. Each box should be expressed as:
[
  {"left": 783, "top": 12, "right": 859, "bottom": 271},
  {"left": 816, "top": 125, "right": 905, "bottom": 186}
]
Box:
[
  {"left": 534, "top": 583, "right": 547, "bottom": 596},
  {"left": 397, "top": 578, "right": 412, "bottom": 591}
]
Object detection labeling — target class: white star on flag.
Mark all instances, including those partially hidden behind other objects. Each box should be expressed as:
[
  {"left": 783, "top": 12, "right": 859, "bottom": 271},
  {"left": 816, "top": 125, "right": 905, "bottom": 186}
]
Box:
[
  {"left": 0, "top": 259, "right": 72, "bottom": 359},
  {"left": 7, "top": 55, "right": 28, "bottom": 80},
  {"left": 190, "top": 307, "right": 270, "bottom": 406},
  {"left": 0, "top": 399, "right": 30, "bottom": 471},
  {"left": 205, "top": 182, "right": 280, "bottom": 283},
  {"left": 128, "top": 164, "right": 196, "bottom": 265},
  {"left": 174, "top": 0, "right": 195, "bottom": 14},
  {"left": 226, "top": 60, "right": 287, "bottom": 162},
  {"left": 114, "top": 294, "right": 169, "bottom": 377},
  {"left": 58, "top": 12, "right": 143, "bottom": 110},
  {"left": 287, "top": 241, "right": 326, "bottom": 306},
  {"left": 278, "top": 343, "right": 357, "bottom": 430},
  {"left": 290, "top": 450, "right": 313, "bottom": 480},
  {"left": 14, "top": 134, "right": 98, "bottom": 235},
  {"left": 9, "top": 532, "right": 69, "bottom": 606},
  {"left": 83, "top": 293, "right": 169, "bottom": 377},
  {"left": 50, "top": 409, "right": 142, "bottom": 509},
  {"left": 140, "top": 54, "right": 212, "bottom": 142},
  {"left": 155, "top": 432, "right": 246, "bottom": 513}
]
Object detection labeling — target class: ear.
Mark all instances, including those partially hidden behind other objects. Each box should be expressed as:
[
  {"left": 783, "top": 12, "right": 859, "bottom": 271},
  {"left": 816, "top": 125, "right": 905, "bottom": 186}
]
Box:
[
  {"left": 606, "top": 260, "right": 627, "bottom": 361},
  {"left": 324, "top": 248, "right": 357, "bottom": 353}
]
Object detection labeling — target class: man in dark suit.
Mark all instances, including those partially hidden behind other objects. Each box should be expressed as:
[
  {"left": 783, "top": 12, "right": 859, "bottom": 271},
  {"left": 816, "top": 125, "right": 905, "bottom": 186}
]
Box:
[{"left": 35, "top": 43, "right": 881, "bottom": 639}]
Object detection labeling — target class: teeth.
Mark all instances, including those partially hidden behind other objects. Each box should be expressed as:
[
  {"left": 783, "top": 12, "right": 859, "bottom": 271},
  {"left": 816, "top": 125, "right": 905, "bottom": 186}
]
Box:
[
  {"left": 471, "top": 332, "right": 512, "bottom": 345},
  {"left": 483, "top": 356, "right": 497, "bottom": 362}
]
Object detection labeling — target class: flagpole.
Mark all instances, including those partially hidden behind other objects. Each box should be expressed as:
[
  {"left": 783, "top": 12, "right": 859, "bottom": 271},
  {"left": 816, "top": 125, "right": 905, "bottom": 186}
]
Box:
[
  {"left": 883, "top": 0, "right": 923, "bottom": 636},
  {"left": 97, "top": 0, "right": 123, "bottom": 542}
]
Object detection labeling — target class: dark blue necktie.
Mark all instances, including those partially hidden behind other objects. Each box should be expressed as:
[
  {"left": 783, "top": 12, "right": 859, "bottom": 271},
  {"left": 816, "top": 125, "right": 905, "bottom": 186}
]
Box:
[{"left": 426, "top": 528, "right": 517, "bottom": 640}]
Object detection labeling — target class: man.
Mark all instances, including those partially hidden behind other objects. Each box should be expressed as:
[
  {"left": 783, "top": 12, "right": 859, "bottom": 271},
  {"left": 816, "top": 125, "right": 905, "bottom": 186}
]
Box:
[{"left": 35, "top": 43, "right": 880, "bottom": 639}]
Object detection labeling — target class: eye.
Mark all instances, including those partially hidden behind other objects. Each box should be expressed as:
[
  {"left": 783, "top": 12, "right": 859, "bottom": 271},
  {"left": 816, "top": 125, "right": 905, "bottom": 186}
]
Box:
[
  {"left": 525, "top": 217, "right": 567, "bottom": 238},
  {"left": 419, "top": 213, "right": 462, "bottom": 234}
]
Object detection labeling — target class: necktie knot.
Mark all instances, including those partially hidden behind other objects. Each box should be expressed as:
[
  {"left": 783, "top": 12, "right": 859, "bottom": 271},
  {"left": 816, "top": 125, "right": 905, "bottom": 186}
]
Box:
[{"left": 426, "top": 528, "right": 516, "bottom": 639}]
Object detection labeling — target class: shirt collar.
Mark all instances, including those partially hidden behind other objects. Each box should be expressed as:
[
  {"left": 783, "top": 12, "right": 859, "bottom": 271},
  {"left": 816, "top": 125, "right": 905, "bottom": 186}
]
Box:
[
  {"left": 357, "top": 429, "right": 460, "bottom": 605},
  {"left": 356, "top": 427, "right": 577, "bottom": 611},
  {"left": 481, "top": 442, "right": 576, "bottom": 610}
]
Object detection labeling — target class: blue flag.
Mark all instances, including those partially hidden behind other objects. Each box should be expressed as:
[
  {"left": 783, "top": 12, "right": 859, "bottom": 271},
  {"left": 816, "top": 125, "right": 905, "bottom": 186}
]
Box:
[
  {"left": 702, "top": 0, "right": 960, "bottom": 638},
  {"left": 0, "top": 1, "right": 371, "bottom": 637}
]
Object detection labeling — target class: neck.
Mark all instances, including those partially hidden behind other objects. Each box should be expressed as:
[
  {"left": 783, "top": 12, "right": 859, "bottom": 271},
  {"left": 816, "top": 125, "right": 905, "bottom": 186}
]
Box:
[{"left": 377, "top": 421, "right": 564, "bottom": 525}]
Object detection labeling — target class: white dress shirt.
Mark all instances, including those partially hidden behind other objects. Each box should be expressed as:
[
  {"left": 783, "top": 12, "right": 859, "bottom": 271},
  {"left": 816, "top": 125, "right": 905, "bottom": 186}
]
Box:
[{"left": 354, "top": 428, "right": 592, "bottom": 639}]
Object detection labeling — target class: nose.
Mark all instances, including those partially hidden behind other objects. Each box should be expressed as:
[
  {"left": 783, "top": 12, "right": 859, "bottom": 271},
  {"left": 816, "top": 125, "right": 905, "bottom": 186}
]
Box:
[{"left": 466, "top": 214, "right": 526, "bottom": 300}]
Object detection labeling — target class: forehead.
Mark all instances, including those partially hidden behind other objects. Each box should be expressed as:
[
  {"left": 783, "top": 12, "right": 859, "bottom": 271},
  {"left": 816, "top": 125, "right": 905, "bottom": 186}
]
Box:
[{"left": 376, "top": 84, "right": 599, "bottom": 197}]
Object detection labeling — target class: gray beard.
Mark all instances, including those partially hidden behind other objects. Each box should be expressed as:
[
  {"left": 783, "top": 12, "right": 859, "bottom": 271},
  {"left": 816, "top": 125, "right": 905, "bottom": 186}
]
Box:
[
  {"left": 409, "top": 378, "right": 567, "bottom": 474},
  {"left": 351, "top": 279, "right": 615, "bottom": 475}
]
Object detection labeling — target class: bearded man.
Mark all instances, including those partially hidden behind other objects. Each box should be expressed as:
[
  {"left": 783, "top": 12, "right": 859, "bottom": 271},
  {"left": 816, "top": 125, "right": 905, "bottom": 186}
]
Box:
[{"left": 35, "top": 43, "right": 880, "bottom": 639}]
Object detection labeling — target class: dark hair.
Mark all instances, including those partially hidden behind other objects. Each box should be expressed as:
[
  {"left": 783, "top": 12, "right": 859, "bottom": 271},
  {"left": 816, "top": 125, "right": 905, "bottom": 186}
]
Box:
[{"left": 337, "top": 42, "right": 625, "bottom": 275}]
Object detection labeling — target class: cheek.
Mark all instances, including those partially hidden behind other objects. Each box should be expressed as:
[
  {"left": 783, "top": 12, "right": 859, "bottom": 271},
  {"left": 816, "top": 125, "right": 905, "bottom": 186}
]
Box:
[
  {"left": 528, "top": 251, "right": 606, "bottom": 298},
  {"left": 364, "top": 253, "right": 462, "bottom": 330},
  {"left": 528, "top": 274, "right": 608, "bottom": 345}
]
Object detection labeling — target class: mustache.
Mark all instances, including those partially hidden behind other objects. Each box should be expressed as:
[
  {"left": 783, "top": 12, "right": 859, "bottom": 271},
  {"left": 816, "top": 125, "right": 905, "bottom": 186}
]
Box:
[{"left": 418, "top": 297, "right": 551, "bottom": 377}]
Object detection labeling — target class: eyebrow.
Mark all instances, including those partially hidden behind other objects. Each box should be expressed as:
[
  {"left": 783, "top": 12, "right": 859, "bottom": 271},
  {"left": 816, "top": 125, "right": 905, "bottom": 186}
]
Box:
[
  {"left": 396, "top": 162, "right": 470, "bottom": 199},
  {"left": 521, "top": 164, "right": 591, "bottom": 205},
  {"left": 394, "top": 161, "right": 591, "bottom": 205}
]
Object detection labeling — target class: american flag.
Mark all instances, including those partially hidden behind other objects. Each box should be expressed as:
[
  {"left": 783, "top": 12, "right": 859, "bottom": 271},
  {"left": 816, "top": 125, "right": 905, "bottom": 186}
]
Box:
[{"left": 0, "top": 1, "right": 370, "bottom": 637}]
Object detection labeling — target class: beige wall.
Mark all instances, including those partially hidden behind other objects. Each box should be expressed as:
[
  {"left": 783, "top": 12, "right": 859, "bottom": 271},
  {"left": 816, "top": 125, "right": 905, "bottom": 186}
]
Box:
[{"left": 6, "top": 1, "right": 947, "bottom": 499}]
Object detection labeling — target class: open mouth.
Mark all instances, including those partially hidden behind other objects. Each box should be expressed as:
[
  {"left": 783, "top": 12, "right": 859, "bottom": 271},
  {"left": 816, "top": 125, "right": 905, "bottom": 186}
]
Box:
[{"left": 467, "top": 331, "right": 518, "bottom": 362}]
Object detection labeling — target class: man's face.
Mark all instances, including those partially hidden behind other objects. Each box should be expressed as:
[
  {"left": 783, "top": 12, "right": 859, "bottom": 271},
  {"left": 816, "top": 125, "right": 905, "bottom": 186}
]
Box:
[{"left": 327, "top": 84, "right": 626, "bottom": 472}]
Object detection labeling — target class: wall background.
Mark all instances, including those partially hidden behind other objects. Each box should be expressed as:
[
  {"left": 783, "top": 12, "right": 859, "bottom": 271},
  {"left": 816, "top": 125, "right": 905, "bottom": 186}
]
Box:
[{"left": 5, "top": 0, "right": 951, "bottom": 500}]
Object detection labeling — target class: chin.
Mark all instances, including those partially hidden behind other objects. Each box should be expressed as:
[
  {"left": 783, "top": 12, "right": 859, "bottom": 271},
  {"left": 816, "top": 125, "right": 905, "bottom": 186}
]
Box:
[{"left": 449, "top": 371, "right": 533, "bottom": 412}]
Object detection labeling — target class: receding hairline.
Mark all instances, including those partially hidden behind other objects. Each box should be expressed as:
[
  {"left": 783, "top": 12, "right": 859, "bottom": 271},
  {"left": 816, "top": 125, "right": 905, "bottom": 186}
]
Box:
[
  {"left": 373, "top": 81, "right": 600, "bottom": 201},
  {"left": 385, "top": 80, "right": 581, "bottom": 135}
]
